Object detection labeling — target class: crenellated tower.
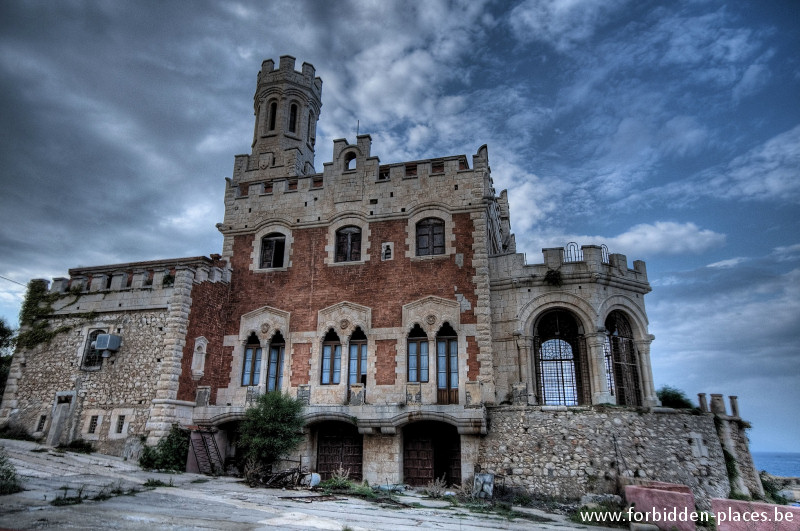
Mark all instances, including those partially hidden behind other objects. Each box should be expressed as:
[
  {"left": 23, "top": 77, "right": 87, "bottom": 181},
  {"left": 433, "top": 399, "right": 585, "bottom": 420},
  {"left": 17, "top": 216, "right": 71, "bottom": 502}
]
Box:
[{"left": 251, "top": 55, "right": 322, "bottom": 176}]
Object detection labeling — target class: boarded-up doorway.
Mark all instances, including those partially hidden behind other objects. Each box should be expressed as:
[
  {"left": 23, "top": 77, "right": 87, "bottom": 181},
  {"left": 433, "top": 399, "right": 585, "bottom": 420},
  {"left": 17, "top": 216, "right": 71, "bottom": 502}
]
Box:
[
  {"left": 316, "top": 422, "right": 363, "bottom": 481},
  {"left": 403, "top": 421, "right": 461, "bottom": 486}
]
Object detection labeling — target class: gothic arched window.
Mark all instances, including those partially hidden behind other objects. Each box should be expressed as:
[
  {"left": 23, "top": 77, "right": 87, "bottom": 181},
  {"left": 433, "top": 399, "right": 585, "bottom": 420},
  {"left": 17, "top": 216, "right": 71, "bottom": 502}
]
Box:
[
  {"left": 436, "top": 323, "right": 458, "bottom": 404},
  {"left": 321, "top": 329, "right": 342, "bottom": 385},
  {"left": 267, "top": 331, "right": 285, "bottom": 393},
  {"left": 241, "top": 332, "right": 262, "bottom": 386},
  {"left": 407, "top": 324, "right": 428, "bottom": 383}
]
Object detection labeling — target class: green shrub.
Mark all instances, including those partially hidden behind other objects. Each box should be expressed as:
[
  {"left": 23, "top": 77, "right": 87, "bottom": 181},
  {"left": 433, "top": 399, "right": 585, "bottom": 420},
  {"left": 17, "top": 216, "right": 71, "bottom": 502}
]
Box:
[
  {"left": 56, "top": 439, "right": 93, "bottom": 454},
  {"left": 139, "top": 425, "right": 190, "bottom": 472},
  {"left": 238, "top": 392, "right": 304, "bottom": 484},
  {"left": 657, "top": 385, "right": 695, "bottom": 409},
  {"left": 0, "top": 447, "right": 23, "bottom": 495}
]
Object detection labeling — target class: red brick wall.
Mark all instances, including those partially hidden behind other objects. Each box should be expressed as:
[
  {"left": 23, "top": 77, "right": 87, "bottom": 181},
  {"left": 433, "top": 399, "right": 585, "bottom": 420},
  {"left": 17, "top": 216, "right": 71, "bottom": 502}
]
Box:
[
  {"left": 177, "top": 279, "right": 230, "bottom": 403},
  {"left": 374, "top": 339, "right": 397, "bottom": 385},
  {"left": 290, "top": 343, "right": 311, "bottom": 386},
  {"left": 466, "top": 335, "right": 479, "bottom": 380}
]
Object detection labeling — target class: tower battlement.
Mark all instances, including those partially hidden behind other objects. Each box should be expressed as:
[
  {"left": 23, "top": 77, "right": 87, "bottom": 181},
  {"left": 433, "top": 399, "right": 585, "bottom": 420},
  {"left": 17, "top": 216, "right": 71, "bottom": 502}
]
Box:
[{"left": 256, "top": 55, "right": 322, "bottom": 101}]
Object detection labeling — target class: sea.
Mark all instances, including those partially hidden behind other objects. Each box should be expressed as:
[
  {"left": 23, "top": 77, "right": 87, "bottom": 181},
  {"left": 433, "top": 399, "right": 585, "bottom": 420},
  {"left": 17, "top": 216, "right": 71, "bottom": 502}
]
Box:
[{"left": 751, "top": 452, "right": 800, "bottom": 478}]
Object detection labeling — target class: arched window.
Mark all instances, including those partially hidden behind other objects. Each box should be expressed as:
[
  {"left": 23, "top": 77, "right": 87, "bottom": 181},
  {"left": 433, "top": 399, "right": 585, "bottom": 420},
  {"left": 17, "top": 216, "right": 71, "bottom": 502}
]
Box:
[
  {"left": 416, "top": 218, "right": 445, "bottom": 256},
  {"left": 268, "top": 101, "right": 277, "bottom": 131},
  {"left": 407, "top": 324, "right": 429, "bottom": 383},
  {"left": 289, "top": 103, "right": 298, "bottom": 133},
  {"left": 604, "top": 311, "right": 642, "bottom": 406},
  {"left": 344, "top": 151, "right": 356, "bottom": 171},
  {"left": 260, "top": 233, "right": 286, "bottom": 268},
  {"left": 267, "top": 331, "right": 285, "bottom": 392},
  {"left": 82, "top": 329, "right": 105, "bottom": 369},
  {"left": 335, "top": 226, "right": 361, "bottom": 262},
  {"left": 534, "top": 310, "right": 590, "bottom": 405},
  {"left": 321, "top": 329, "right": 341, "bottom": 385},
  {"left": 241, "top": 332, "right": 262, "bottom": 386},
  {"left": 348, "top": 327, "right": 367, "bottom": 400},
  {"left": 436, "top": 323, "right": 458, "bottom": 404}
]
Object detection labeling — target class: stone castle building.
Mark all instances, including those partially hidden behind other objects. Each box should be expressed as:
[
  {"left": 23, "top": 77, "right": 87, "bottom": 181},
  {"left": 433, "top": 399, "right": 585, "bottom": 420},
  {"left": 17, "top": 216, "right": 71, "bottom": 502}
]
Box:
[{"left": 1, "top": 56, "right": 761, "bottom": 506}]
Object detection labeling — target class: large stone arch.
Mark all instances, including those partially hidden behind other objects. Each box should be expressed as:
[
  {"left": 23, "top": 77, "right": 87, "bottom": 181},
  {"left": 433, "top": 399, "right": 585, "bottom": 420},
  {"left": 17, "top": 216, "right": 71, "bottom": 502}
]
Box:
[
  {"left": 596, "top": 295, "right": 649, "bottom": 340},
  {"left": 517, "top": 292, "right": 598, "bottom": 335}
]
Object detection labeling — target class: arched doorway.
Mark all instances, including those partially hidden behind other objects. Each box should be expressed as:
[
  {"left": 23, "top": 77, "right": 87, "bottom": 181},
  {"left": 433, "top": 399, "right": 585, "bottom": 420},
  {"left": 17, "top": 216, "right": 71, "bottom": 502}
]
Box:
[
  {"left": 315, "top": 421, "right": 363, "bottom": 481},
  {"left": 403, "top": 421, "right": 461, "bottom": 486}
]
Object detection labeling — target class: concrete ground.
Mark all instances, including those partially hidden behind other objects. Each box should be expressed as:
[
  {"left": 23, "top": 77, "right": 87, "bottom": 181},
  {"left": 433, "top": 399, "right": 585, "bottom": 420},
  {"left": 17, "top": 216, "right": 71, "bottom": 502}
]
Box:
[{"left": 0, "top": 439, "right": 608, "bottom": 530}]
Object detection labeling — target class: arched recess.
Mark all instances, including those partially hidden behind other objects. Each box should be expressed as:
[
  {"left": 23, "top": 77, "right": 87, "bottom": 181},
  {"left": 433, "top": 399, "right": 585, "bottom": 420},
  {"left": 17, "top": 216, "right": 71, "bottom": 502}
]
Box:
[{"left": 532, "top": 309, "right": 592, "bottom": 406}]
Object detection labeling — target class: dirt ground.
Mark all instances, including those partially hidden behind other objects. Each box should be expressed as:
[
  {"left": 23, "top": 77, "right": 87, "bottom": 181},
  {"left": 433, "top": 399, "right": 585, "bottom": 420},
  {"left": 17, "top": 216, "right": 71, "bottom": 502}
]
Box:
[{"left": 0, "top": 438, "right": 607, "bottom": 530}]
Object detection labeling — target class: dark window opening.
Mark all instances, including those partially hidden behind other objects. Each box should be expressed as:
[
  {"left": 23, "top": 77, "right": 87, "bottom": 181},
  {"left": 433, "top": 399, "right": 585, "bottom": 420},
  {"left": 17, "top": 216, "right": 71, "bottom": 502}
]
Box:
[
  {"left": 241, "top": 332, "right": 262, "bottom": 386},
  {"left": 344, "top": 152, "right": 356, "bottom": 171},
  {"left": 431, "top": 161, "right": 444, "bottom": 173},
  {"left": 405, "top": 164, "right": 417, "bottom": 177},
  {"left": 36, "top": 415, "right": 47, "bottom": 432},
  {"left": 416, "top": 218, "right": 445, "bottom": 256},
  {"left": 534, "top": 310, "right": 591, "bottom": 406},
  {"left": 321, "top": 329, "right": 341, "bottom": 385},
  {"left": 260, "top": 233, "right": 286, "bottom": 268},
  {"left": 408, "top": 324, "right": 429, "bottom": 383},
  {"left": 289, "top": 103, "right": 298, "bottom": 133},
  {"left": 88, "top": 415, "right": 99, "bottom": 434},
  {"left": 378, "top": 168, "right": 390, "bottom": 180},
  {"left": 436, "top": 323, "right": 458, "bottom": 404},
  {"left": 287, "top": 178, "right": 298, "bottom": 191},
  {"left": 267, "top": 332, "right": 285, "bottom": 393},
  {"left": 307, "top": 111, "right": 314, "bottom": 144},
  {"left": 335, "top": 226, "right": 362, "bottom": 262},
  {"left": 116, "top": 415, "right": 125, "bottom": 434},
  {"left": 312, "top": 176, "right": 323, "bottom": 188},
  {"left": 268, "top": 101, "right": 277, "bottom": 131}
]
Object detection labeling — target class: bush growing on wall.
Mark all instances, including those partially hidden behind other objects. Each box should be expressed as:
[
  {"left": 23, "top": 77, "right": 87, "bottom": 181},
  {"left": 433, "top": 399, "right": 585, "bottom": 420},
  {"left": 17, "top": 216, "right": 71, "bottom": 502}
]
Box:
[
  {"left": 139, "top": 425, "right": 190, "bottom": 472},
  {"left": 657, "top": 385, "right": 695, "bottom": 409},
  {"left": 238, "top": 392, "right": 304, "bottom": 484}
]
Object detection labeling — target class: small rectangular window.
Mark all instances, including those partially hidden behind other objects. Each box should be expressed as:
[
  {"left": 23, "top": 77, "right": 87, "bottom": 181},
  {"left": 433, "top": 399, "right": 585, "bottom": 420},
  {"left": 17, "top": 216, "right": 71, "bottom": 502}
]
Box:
[
  {"left": 431, "top": 161, "right": 444, "bottom": 173},
  {"left": 287, "top": 179, "right": 298, "bottom": 191},
  {"left": 312, "top": 176, "right": 323, "bottom": 188},
  {"left": 264, "top": 181, "right": 273, "bottom": 194},
  {"left": 88, "top": 415, "right": 99, "bottom": 434},
  {"left": 405, "top": 164, "right": 417, "bottom": 177},
  {"left": 378, "top": 168, "right": 390, "bottom": 180},
  {"left": 37, "top": 415, "right": 47, "bottom": 432},
  {"left": 116, "top": 415, "right": 126, "bottom": 434}
]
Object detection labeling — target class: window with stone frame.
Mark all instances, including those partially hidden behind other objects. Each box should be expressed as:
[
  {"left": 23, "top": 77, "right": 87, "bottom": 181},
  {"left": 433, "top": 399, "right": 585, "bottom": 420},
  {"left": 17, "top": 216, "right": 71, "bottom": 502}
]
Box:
[
  {"left": 260, "top": 233, "right": 286, "bottom": 268},
  {"left": 603, "top": 310, "right": 642, "bottom": 407},
  {"left": 88, "top": 415, "right": 99, "bottom": 434},
  {"left": 436, "top": 323, "right": 458, "bottom": 404},
  {"left": 534, "top": 310, "right": 591, "bottom": 406},
  {"left": 416, "top": 218, "right": 445, "bottom": 256},
  {"left": 82, "top": 329, "right": 106, "bottom": 369},
  {"left": 268, "top": 100, "right": 278, "bottom": 131},
  {"left": 335, "top": 226, "right": 361, "bottom": 262},
  {"left": 348, "top": 327, "right": 368, "bottom": 392},
  {"left": 115, "top": 415, "right": 125, "bottom": 434},
  {"left": 267, "top": 332, "right": 285, "bottom": 393},
  {"left": 289, "top": 103, "right": 298, "bottom": 133},
  {"left": 241, "top": 332, "right": 262, "bottom": 386},
  {"left": 320, "top": 329, "right": 342, "bottom": 385},
  {"left": 407, "top": 324, "right": 429, "bottom": 383}
]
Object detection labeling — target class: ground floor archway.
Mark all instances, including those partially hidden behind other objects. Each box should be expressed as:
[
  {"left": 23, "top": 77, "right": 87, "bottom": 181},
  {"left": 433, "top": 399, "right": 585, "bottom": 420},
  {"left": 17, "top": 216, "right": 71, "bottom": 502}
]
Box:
[{"left": 403, "top": 421, "right": 461, "bottom": 486}]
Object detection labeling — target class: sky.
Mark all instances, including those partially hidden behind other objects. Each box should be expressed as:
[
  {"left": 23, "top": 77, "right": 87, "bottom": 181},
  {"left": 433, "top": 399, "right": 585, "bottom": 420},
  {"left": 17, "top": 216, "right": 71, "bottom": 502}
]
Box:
[{"left": 0, "top": 0, "right": 798, "bottom": 452}]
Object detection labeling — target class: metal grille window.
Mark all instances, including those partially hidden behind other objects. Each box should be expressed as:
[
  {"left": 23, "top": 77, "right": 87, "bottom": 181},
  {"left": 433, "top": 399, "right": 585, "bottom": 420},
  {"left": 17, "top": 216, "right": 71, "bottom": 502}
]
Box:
[
  {"left": 267, "top": 332, "right": 285, "bottom": 393},
  {"left": 416, "top": 218, "right": 445, "bottom": 256},
  {"left": 335, "top": 226, "right": 361, "bottom": 262},
  {"left": 436, "top": 323, "right": 458, "bottom": 405},
  {"left": 88, "top": 415, "right": 99, "bottom": 434},
  {"left": 116, "top": 415, "right": 125, "bottom": 434},
  {"left": 604, "top": 311, "right": 642, "bottom": 407},
  {"left": 241, "top": 333, "right": 262, "bottom": 386},
  {"left": 36, "top": 415, "right": 46, "bottom": 432},
  {"left": 321, "top": 329, "right": 342, "bottom": 385},
  {"left": 534, "top": 310, "right": 591, "bottom": 406},
  {"left": 82, "top": 330, "right": 106, "bottom": 368},
  {"left": 260, "top": 233, "right": 286, "bottom": 268},
  {"left": 407, "top": 324, "right": 429, "bottom": 383}
]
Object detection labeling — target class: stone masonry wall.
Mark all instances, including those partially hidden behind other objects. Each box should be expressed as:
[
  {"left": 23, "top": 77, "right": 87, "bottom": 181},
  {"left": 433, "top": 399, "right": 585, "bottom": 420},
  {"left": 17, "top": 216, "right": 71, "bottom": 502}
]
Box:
[{"left": 479, "top": 406, "right": 729, "bottom": 510}]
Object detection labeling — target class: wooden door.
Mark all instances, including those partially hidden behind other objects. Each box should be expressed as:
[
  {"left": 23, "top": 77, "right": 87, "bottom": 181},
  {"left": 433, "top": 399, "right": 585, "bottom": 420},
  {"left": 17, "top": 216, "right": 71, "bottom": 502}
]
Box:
[
  {"left": 403, "top": 435, "right": 434, "bottom": 486},
  {"left": 317, "top": 424, "right": 363, "bottom": 481}
]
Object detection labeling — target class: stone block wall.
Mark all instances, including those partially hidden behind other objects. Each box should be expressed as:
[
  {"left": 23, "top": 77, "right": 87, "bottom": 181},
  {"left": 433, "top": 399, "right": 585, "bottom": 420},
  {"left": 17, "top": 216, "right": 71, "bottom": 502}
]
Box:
[{"left": 478, "top": 406, "right": 729, "bottom": 509}]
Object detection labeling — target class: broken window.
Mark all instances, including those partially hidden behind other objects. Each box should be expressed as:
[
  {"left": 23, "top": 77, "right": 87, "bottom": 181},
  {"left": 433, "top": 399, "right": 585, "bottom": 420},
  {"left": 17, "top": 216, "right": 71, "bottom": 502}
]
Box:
[
  {"left": 321, "top": 329, "right": 342, "bottom": 385},
  {"left": 604, "top": 311, "right": 642, "bottom": 407},
  {"left": 335, "top": 226, "right": 361, "bottom": 262},
  {"left": 534, "top": 310, "right": 591, "bottom": 406},
  {"left": 260, "top": 233, "right": 286, "bottom": 268},
  {"left": 416, "top": 218, "right": 445, "bottom": 256},
  {"left": 241, "top": 332, "right": 262, "bottom": 386},
  {"left": 436, "top": 323, "right": 458, "bottom": 404},
  {"left": 267, "top": 332, "right": 285, "bottom": 393},
  {"left": 82, "top": 329, "right": 106, "bottom": 369},
  {"left": 407, "top": 324, "right": 429, "bottom": 383}
]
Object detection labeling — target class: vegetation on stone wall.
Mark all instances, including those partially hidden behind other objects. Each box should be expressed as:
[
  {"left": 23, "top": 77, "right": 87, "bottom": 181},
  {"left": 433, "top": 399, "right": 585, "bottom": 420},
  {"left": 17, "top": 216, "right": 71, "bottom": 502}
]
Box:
[
  {"left": 656, "top": 385, "right": 695, "bottom": 409},
  {"left": 544, "top": 269, "right": 563, "bottom": 287},
  {"left": 139, "top": 425, "right": 190, "bottom": 472},
  {"left": 238, "top": 392, "right": 304, "bottom": 485}
]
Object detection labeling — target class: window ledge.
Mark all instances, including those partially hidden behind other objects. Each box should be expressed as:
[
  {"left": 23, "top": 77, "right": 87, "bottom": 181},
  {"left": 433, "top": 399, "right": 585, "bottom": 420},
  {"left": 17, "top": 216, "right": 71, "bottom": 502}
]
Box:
[
  {"left": 254, "top": 266, "right": 289, "bottom": 273},
  {"left": 329, "top": 260, "right": 366, "bottom": 267},
  {"left": 410, "top": 253, "right": 450, "bottom": 262},
  {"left": 80, "top": 366, "right": 102, "bottom": 372}
]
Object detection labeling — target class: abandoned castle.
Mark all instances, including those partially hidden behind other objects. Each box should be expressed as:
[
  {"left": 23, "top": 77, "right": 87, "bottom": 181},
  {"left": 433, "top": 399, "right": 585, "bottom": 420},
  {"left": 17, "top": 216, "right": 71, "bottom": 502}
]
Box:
[{"left": 0, "top": 56, "right": 761, "bottom": 507}]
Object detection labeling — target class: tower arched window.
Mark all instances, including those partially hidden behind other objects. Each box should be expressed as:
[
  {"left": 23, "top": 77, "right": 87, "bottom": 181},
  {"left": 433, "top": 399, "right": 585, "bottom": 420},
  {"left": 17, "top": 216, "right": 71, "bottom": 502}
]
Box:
[
  {"left": 534, "top": 310, "right": 590, "bottom": 406},
  {"left": 604, "top": 311, "right": 642, "bottom": 406},
  {"left": 344, "top": 151, "right": 356, "bottom": 171},
  {"left": 407, "top": 324, "right": 428, "bottom": 383},
  {"left": 267, "top": 331, "right": 285, "bottom": 392},
  {"left": 416, "top": 218, "right": 445, "bottom": 256},
  {"left": 321, "top": 329, "right": 342, "bottom": 385},
  {"left": 335, "top": 226, "right": 361, "bottom": 262},
  {"left": 307, "top": 111, "right": 314, "bottom": 145},
  {"left": 268, "top": 101, "right": 277, "bottom": 131},
  {"left": 241, "top": 332, "right": 262, "bottom": 386},
  {"left": 436, "top": 323, "right": 458, "bottom": 404},
  {"left": 260, "top": 233, "right": 286, "bottom": 268},
  {"left": 289, "top": 103, "right": 298, "bottom": 133}
]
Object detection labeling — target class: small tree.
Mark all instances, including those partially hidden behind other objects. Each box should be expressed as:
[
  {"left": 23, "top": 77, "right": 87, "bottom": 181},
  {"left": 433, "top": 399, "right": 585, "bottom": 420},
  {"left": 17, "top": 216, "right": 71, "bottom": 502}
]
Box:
[
  {"left": 238, "top": 392, "right": 304, "bottom": 484},
  {"left": 139, "top": 424, "right": 190, "bottom": 472},
  {"left": 657, "top": 385, "right": 695, "bottom": 409}
]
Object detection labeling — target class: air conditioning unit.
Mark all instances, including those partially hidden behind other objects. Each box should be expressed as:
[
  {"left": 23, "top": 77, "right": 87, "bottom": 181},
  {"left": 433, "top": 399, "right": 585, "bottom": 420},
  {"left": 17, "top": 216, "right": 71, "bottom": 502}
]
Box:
[{"left": 95, "top": 334, "right": 122, "bottom": 352}]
